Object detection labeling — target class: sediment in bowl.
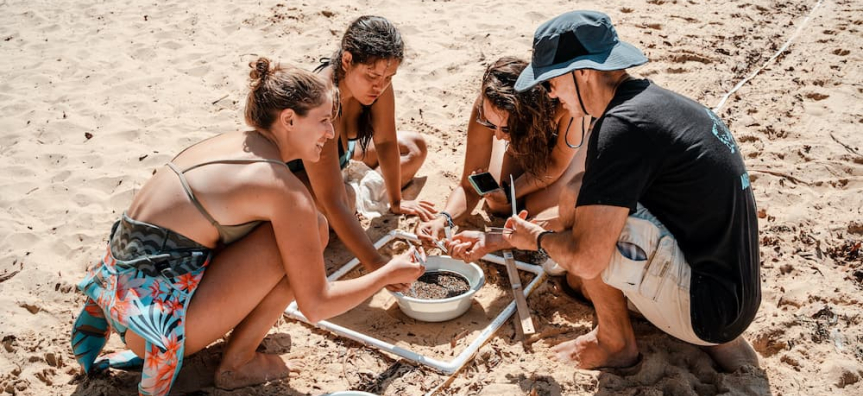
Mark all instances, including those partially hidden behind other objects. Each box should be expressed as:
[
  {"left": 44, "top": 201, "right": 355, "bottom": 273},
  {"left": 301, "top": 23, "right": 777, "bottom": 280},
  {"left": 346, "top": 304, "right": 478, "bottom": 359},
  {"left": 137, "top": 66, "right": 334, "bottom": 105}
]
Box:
[{"left": 390, "top": 256, "right": 485, "bottom": 322}]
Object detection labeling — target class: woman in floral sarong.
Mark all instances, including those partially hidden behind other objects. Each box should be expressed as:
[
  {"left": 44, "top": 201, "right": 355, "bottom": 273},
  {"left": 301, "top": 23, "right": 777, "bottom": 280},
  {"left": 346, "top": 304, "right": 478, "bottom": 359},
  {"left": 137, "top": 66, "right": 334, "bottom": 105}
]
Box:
[{"left": 71, "top": 58, "right": 425, "bottom": 396}]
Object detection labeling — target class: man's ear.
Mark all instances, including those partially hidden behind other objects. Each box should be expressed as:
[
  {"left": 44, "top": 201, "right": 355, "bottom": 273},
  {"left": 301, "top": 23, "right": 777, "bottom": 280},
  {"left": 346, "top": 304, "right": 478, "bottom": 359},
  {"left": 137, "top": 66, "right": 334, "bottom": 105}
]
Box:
[{"left": 341, "top": 51, "right": 353, "bottom": 72}]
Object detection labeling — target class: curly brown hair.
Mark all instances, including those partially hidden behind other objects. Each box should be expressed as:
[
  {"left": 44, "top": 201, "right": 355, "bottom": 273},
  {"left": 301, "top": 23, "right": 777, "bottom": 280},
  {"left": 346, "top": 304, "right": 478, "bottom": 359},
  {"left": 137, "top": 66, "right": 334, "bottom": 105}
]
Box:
[{"left": 480, "top": 57, "right": 558, "bottom": 177}]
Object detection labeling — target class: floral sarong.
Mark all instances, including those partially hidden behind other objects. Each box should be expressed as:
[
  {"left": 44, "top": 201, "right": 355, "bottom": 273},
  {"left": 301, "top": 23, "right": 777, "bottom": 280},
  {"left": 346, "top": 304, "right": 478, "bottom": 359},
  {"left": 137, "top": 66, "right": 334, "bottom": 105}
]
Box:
[{"left": 71, "top": 214, "right": 210, "bottom": 396}]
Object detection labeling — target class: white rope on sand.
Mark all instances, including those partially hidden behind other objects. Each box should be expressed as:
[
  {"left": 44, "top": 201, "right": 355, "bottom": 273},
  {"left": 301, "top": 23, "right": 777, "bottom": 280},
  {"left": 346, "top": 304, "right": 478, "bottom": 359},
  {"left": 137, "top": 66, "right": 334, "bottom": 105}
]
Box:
[{"left": 713, "top": 0, "right": 825, "bottom": 112}]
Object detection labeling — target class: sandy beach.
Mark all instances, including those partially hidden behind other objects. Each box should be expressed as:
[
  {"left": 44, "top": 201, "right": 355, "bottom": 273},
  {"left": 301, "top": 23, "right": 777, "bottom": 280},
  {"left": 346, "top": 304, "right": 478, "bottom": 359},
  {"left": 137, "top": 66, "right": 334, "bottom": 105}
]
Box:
[{"left": 1, "top": 0, "right": 861, "bottom": 394}]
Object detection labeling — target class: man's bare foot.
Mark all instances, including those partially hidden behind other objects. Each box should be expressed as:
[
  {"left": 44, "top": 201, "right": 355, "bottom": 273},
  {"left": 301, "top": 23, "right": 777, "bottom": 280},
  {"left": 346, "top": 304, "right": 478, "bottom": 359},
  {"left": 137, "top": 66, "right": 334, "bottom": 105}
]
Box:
[
  {"left": 702, "top": 336, "right": 759, "bottom": 372},
  {"left": 550, "top": 326, "right": 640, "bottom": 369},
  {"left": 214, "top": 352, "right": 304, "bottom": 390}
]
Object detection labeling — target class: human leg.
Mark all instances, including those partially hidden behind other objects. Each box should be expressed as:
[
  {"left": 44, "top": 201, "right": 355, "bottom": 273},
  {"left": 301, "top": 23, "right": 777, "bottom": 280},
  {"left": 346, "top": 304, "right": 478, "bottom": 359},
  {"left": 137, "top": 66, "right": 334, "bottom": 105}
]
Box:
[
  {"left": 125, "top": 218, "right": 326, "bottom": 388},
  {"left": 564, "top": 272, "right": 591, "bottom": 302},
  {"left": 702, "top": 335, "right": 760, "bottom": 372},
  {"left": 217, "top": 213, "right": 329, "bottom": 388},
  {"left": 213, "top": 277, "right": 303, "bottom": 390},
  {"left": 551, "top": 275, "right": 640, "bottom": 369},
  {"left": 602, "top": 208, "right": 761, "bottom": 371},
  {"left": 528, "top": 163, "right": 584, "bottom": 231},
  {"left": 485, "top": 142, "right": 524, "bottom": 215},
  {"left": 557, "top": 172, "right": 582, "bottom": 230},
  {"left": 355, "top": 130, "right": 428, "bottom": 188},
  {"left": 291, "top": 169, "right": 353, "bottom": 232}
]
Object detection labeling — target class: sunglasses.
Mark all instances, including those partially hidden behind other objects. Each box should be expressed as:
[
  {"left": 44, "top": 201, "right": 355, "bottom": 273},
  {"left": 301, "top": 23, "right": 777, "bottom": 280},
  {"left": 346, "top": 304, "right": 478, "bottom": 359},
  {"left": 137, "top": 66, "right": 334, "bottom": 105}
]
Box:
[{"left": 475, "top": 104, "right": 510, "bottom": 133}]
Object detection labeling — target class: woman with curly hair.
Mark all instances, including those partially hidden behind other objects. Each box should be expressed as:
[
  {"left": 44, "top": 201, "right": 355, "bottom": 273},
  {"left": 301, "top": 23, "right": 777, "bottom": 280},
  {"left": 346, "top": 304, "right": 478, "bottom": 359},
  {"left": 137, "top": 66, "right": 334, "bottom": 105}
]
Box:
[{"left": 417, "top": 56, "right": 589, "bottom": 262}]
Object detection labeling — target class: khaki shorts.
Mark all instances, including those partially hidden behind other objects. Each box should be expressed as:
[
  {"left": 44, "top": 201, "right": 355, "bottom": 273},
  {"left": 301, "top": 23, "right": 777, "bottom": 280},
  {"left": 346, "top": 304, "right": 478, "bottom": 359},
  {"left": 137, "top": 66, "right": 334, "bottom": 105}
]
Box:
[{"left": 601, "top": 205, "right": 716, "bottom": 346}]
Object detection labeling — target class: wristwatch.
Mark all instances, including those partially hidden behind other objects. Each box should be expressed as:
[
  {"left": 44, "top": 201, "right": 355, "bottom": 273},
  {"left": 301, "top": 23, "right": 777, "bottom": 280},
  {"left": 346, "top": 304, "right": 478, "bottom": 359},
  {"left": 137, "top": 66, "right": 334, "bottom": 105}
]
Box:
[{"left": 536, "top": 230, "right": 555, "bottom": 255}]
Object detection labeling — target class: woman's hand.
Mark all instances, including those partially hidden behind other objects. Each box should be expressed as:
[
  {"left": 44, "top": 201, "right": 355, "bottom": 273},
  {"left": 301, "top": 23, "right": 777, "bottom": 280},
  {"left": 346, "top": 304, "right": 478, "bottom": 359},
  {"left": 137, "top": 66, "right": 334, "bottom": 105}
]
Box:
[
  {"left": 362, "top": 255, "right": 406, "bottom": 292},
  {"left": 447, "top": 230, "right": 503, "bottom": 263},
  {"left": 483, "top": 188, "right": 509, "bottom": 213},
  {"left": 381, "top": 246, "right": 426, "bottom": 293},
  {"left": 392, "top": 199, "right": 436, "bottom": 221},
  {"left": 416, "top": 216, "right": 448, "bottom": 242},
  {"left": 502, "top": 210, "right": 544, "bottom": 251}
]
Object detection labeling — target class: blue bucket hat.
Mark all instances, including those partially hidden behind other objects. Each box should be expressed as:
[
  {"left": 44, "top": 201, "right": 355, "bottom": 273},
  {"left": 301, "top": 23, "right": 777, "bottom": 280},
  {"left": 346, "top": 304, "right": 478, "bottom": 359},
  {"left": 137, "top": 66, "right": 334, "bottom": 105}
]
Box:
[{"left": 515, "top": 11, "right": 648, "bottom": 92}]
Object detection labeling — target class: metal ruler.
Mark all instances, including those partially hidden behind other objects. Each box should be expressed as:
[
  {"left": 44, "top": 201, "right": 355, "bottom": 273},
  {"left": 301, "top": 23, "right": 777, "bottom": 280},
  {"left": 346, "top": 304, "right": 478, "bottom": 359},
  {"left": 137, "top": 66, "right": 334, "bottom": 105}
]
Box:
[{"left": 503, "top": 175, "right": 535, "bottom": 336}]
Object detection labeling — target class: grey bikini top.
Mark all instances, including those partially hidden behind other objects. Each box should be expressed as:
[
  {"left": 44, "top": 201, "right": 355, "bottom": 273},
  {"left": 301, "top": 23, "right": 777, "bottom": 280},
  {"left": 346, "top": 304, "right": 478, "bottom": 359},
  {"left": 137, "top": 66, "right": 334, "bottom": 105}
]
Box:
[{"left": 166, "top": 159, "right": 286, "bottom": 245}]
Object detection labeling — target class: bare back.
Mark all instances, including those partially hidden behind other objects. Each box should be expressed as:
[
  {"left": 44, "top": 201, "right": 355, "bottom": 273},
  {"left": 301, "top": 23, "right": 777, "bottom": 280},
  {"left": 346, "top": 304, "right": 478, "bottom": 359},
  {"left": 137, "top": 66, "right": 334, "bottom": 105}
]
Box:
[{"left": 127, "top": 130, "right": 300, "bottom": 248}]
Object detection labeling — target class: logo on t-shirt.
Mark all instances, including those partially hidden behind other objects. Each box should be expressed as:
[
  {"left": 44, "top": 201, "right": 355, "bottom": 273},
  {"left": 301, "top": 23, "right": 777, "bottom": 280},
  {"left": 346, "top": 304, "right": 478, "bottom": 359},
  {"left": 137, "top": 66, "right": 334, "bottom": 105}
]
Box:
[
  {"left": 740, "top": 171, "right": 751, "bottom": 191},
  {"left": 705, "top": 109, "right": 737, "bottom": 154}
]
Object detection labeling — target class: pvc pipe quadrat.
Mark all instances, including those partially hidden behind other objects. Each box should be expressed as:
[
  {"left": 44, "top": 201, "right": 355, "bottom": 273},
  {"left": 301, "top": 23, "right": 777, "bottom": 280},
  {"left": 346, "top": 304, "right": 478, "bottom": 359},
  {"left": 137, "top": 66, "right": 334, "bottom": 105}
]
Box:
[{"left": 284, "top": 230, "right": 547, "bottom": 374}]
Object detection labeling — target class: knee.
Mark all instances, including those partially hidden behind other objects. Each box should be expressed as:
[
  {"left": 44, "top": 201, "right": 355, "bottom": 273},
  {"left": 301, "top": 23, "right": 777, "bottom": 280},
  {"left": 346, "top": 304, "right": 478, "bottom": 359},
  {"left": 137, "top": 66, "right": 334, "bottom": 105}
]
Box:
[
  {"left": 317, "top": 212, "right": 329, "bottom": 247},
  {"left": 559, "top": 175, "right": 582, "bottom": 228},
  {"left": 485, "top": 199, "right": 510, "bottom": 215},
  {"left": 565, "top": 273, "right": 591, "bottom": 302},
  {"left": 559, "top": 201, "right": 575, "bottom": 229},
  {"left": 399, "top": 131, "right": 428, "bottom": 162},
  {"left": 272, "top": 276, "right": 294, "bottom": 301}
]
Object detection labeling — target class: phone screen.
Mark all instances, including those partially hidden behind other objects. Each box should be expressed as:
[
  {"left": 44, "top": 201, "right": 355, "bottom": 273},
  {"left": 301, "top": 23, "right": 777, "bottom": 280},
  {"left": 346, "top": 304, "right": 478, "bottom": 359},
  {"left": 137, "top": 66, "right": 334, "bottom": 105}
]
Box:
[{"left": 469, "top": 172, "right": 500, "bottom": 195}]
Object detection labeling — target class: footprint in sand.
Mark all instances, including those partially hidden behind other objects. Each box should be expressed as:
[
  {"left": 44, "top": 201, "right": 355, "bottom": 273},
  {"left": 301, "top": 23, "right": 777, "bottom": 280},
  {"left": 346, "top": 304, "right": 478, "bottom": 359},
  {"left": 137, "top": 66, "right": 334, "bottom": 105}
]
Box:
[
  {"left": 671, "top": 15, "right": 700, "bottom": 24},
  {"left": 751, "top": 328, "right": 786, "bottom": 357},
  {"left": 738, "top": 135, "right": 763, "bottom": 158},
  {"left": 805, "top": 92, "right": 830, "bottom": 101},
  {"left": 669, "top": 53, "right": 714, "bottom": 65}
]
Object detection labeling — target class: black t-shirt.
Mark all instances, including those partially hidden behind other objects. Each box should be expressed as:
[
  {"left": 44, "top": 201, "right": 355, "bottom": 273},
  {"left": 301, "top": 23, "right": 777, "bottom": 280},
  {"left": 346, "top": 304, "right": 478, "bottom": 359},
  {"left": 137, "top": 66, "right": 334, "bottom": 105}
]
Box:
[{"left": 577, "top": 79, "right": 761, "bottom": 344}]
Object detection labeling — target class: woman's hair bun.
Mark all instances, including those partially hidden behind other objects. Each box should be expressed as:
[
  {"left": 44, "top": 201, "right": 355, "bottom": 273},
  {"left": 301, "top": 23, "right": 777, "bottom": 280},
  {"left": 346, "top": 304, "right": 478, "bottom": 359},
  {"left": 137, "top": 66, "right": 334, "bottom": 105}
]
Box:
[{"left": 249, "top": 57, "right": 271, "bottom": 82}]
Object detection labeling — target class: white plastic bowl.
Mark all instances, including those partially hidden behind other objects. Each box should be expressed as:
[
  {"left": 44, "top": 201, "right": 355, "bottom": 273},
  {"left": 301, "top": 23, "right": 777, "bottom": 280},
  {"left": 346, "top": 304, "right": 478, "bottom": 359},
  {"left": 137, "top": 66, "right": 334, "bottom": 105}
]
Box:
[{"left": 389, "top": 256, "right": 485, "bottom": 322}]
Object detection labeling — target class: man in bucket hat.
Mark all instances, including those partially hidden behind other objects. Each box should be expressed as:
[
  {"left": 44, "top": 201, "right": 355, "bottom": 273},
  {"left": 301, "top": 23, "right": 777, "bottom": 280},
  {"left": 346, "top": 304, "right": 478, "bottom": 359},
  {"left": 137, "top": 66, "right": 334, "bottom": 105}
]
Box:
[{"left": 504, "top": 11, "right": 761, "bottom": 372}]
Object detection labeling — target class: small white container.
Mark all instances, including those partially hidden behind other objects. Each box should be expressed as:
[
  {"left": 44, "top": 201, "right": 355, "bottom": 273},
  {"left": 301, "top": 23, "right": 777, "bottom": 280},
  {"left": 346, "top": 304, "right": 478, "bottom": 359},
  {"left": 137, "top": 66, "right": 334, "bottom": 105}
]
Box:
[{"left": 390, "top": 256, "right": 485, "bottom": 322}]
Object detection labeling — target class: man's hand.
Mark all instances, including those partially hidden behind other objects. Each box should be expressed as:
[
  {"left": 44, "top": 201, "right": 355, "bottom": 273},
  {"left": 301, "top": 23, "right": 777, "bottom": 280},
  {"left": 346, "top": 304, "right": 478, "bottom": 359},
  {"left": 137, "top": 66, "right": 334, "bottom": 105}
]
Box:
[
  {"left": 447, "top": 230, "right": 508, "bottom": 263},
  {"left": 483, "top": 188, "right": 509, "bottom": 212},
  {"left": 502, "top": 210, "right": 544, "bottom": 251}
]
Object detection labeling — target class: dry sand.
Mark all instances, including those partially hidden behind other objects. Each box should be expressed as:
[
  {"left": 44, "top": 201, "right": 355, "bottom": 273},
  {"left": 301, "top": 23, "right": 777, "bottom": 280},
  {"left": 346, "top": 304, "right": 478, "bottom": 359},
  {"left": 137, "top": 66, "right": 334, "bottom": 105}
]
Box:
[{"left": 1, "top": 0, "right": 862, "bottom": 395}]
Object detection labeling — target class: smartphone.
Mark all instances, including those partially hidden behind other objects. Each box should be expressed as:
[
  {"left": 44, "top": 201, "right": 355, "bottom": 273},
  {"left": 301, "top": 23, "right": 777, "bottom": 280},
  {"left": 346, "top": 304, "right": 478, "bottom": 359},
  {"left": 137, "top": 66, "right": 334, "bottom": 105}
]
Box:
[{"left": 468, "top": 172, "right": 500, "bottom": 196}]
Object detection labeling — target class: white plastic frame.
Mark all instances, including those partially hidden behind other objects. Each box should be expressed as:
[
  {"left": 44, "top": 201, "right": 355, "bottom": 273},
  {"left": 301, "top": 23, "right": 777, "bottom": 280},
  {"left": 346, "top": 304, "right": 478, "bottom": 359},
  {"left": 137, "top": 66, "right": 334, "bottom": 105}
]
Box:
[{"left": 284, "top": 230, "right": 547, "bottom": 374}]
